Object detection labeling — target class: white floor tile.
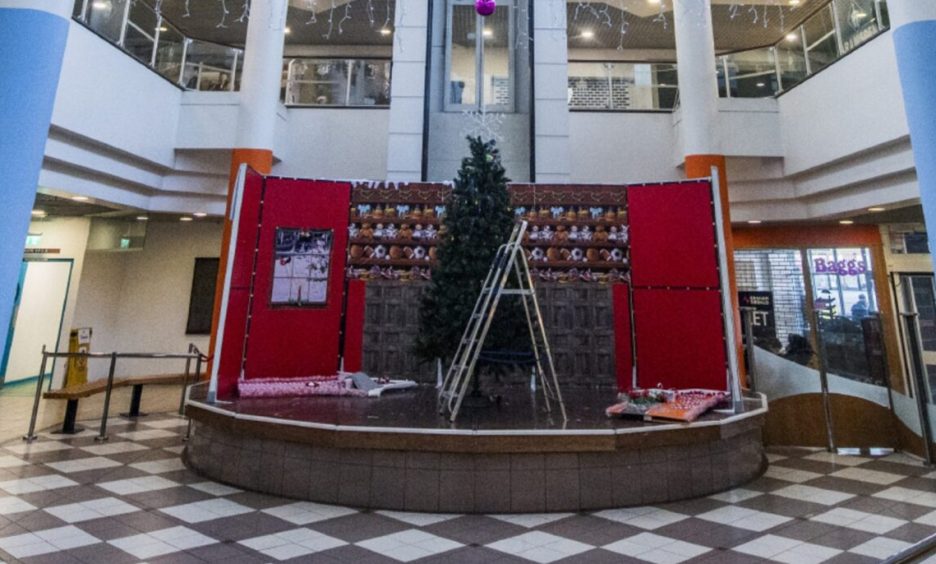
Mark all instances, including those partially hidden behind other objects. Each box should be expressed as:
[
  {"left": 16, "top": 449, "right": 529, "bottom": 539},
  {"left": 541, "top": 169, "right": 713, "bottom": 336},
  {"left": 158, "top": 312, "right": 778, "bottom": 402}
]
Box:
[
  {"left": 811, "top": 507, "right": 906, "bottom": 534},
  {"left": 262, "top": 501, "right": 358, "bottom": 525},
  {"left": 377, "top": 510, "right": 462, "bottom": 527},
  {"left": 188, "top": 481, "right": 243, "bottom": 496},
  {"left": 163, "top": 445, "right": 186, "bottom": 454},
  {"left": 772, "top": 540, "right": 841, "bottom": 564},
  {"left": 490, "top": 513, "right": 574, "bottom": 528},
  {"left": 709, "top": 489, "right": 763, "bottom": 503},
  {"left": 45, "top": 456, "right": 122, "bottom": 474},
  {"left": 914, "top": 509, "right": 936, "bottom": 527},
  {"left": 764, "top": 466, "right": 822, "bottom": 483},
  {"left": 874, "top": 487, "right": 936, "bottom": 508},
  {"left": 357, "top": 529, "right": 464, "bottom": 562},
  {"left": 766, "top": 454, "right": 788, "bottom": 463},
  {"left": 0, "top": 526, "right": 99, "bottom": 559},
  {"left": 239, "top": 528, "right": 347, "bottom": 561},
  {"left": 160, "top": 498, "right": 253, "bottom": 523},
  {"left": 733, "top": 535, "right": 803, "bottom": 559},
  {"left": 697, "top": 506, "right": 791, "bottom": 532},
  {"left": 45, "top": 497, "right": 139, "bottom": 523},
  {"left": 881, "top": 453, "right": 925, "bottom": 467},
  {"left": 772, "top": 484, "right": 855, "bottom": 506},
  {"left": 486, "top": 531, "right": 592, "bottom": 564},
  {"left": 0, "top": 496, "right": 36, "bottom": 515},
  {"left": 849, "top": 537, "right": 913, "bottom": 559},
  {"left": 114, "top": 429, "right": 177, "bottom": 441},
  {"left": 830, "top": 467, "right": 905, "bottom": 485},
  {"left": 141, "top": 418, "right": 189, "bottom": 429},
  {"left": 108, "top": 526, "right": 216, "bottom": 559},
  {"left": 129, "top": 457, "right": 187, "bottom": 474},
  {"left": 0, "top": 455, "right": 27, "bottom": 469},
  {"left": 802, "top": 452, "right": 869, "bottom": 467},
  {"left": 79, "top": 442, "right": 149, "bottom": 456},
  {"left": 603, "top": 533, "right": 710, "bottom": 564},
  {"left": 593, "top": 507, "right": 688, "bottom": 530},
  {"left": 0, "top": 474, "right": 78, "bottom": 495},
  {"left": 96, "top": 475, "right": 179, "bottom": 495},
  {"left": 4, "top": 441, "right": 71, "bottom": 455}
]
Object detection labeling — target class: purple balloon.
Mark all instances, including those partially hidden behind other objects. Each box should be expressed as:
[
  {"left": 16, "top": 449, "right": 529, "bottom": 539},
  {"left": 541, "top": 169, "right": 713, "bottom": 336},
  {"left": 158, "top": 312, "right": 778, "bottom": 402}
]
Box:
[{"left": 475, "top": 0, "right": 496, "bottom": 16}]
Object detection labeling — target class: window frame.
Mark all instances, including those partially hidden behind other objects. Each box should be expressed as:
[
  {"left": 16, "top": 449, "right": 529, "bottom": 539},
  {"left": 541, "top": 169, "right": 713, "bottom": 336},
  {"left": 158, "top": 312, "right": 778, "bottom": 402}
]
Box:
[{"left": 444, "top": 0, "right": 515, "bottom": 113}]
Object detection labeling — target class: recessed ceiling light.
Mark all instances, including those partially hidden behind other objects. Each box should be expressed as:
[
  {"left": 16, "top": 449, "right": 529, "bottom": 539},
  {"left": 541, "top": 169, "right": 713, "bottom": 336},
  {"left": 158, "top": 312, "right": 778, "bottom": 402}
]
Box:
[
  {"left": 193, "top": 212, "right": 208, "bottom": 218},
  {"left": 756, "top": 82, "right": 766, "bottom": 88},
  {"left": 840, "top": 220, "right": 854, "bottom": 225},
  {"left": 868, "top": 207, "right": 886, "bottom": 212},
  {"left": 581, "top": 29, "right": 595, "bottom": 39},
  {"left": 159, "top": 26, "right": 168, "bottom": 32},
  {"left": 92, "top": 0, "right": 108, "bottom": 9},
  {"left": 31, "top": 209, "right": 46, "bottom": 217},
  {"left": 136, "top": 216, "right": 148, "bottom": 221},
  {"left": 180, "top": 217, "right": 193, "bottom": 222},
  {"left": 284, "top": 26, "right": 291, "bottom": 34},
  {"left": 747, "top": 220, "right": 763, "bottom": 225},
  {"left": 786, "top": 33, "right": 799, "bottom": 42},
  {"left": 789, "top": 0, "right": 801, "bottom": 5},
  {"left": 648, "top": 0, "right": 661, "bottom": 4},
  {"left": 71, "top": 196, "right": 89, "bottom": 201},
  {"left": 380, "top": 28, "right": 392, "bottom": 36},
  {"left": 482, "top": 28, "right": 493, "bottom": 38}
]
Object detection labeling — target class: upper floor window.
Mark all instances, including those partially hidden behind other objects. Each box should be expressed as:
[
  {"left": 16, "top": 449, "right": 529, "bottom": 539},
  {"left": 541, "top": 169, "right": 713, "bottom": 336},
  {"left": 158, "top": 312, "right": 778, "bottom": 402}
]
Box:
[{"left": 445, "top": 0, "right": 514, "bottom": 112}]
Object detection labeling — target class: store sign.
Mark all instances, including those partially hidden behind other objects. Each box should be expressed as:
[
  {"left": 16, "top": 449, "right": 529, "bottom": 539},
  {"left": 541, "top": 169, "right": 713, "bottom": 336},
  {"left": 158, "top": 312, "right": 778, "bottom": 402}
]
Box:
[
  {"left": 23, "top": 248, "right": 60, "bottom": 255},
  {"left": 813, "top": 257, "right": 867, "bottom": 276},
  {"left": 738, "top": 291, "right": 776, "bottom": 341}
]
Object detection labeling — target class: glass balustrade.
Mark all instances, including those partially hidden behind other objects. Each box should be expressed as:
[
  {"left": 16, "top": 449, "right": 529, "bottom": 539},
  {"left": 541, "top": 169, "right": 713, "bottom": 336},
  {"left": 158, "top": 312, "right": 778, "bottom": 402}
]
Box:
[
  {"left": 568, "top": 62, "right": 678, "bottom": 111},
  {"left": 284, "top": 59, "right": 391, "bottom": 107}
]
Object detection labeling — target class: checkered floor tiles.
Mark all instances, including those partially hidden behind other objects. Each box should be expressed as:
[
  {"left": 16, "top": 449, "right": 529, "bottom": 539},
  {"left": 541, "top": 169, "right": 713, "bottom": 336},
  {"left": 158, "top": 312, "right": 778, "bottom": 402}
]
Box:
[{"left": 0, "top": 415, "right": 934, "bottom": 563}]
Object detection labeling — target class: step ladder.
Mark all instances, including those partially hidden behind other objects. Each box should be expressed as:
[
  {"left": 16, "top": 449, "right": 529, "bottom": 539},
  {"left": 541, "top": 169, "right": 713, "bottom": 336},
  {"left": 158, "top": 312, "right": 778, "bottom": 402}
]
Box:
[{"left": 438, "top": 220, "right": 567, "bottom": 423}]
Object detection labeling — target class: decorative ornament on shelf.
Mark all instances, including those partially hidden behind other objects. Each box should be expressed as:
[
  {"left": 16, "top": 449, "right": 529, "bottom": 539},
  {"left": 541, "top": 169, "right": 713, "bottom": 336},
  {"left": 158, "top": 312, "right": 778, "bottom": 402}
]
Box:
[{"left": 475, "top": 0, "right": 496, "bottom": 17}]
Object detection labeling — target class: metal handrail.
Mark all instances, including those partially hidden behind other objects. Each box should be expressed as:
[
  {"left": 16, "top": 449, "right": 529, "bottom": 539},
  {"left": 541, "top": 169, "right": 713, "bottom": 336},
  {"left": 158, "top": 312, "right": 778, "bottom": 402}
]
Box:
[
  {"left": 882, "top": 532, "right": 936, "bottom": 564},
  {"left": 24, "top": 345, "right": 204, "bottom": 444}
]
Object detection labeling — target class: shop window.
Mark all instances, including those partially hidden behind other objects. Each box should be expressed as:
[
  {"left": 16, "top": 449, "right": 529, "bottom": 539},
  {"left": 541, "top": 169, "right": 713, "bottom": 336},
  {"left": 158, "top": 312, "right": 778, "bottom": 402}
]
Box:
[
  {"left": 186, "top": 258, "right": 219, "bottom": 335},
  {"left": 445, "top": 0, "right": 514, "bottom": 112}
]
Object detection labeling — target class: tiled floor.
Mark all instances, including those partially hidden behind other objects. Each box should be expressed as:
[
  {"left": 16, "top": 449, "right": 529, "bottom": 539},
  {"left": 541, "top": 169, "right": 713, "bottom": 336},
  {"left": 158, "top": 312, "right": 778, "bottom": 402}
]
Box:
[{"left": 0, "top": 414, "right": 935, "bottom": 563}]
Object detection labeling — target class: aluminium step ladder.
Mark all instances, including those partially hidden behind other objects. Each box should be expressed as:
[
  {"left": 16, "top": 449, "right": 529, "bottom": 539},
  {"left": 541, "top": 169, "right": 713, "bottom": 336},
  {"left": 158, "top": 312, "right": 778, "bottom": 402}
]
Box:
[{"left": 438, "top": 220, "right": 567, "bottom": 423}]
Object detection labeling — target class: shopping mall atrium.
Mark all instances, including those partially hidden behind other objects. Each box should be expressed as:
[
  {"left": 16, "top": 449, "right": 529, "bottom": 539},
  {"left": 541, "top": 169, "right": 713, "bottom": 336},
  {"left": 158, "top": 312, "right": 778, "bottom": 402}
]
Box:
[{"left": 1, "top": 0, "right": 936, "bottom": 562}]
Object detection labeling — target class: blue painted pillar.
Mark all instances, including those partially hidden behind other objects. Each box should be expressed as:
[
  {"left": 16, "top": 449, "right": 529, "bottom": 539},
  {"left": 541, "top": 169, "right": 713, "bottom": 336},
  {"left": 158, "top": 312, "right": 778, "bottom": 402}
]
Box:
[
  {"left": 891, "top": 2, "right": 936, "bottom": 262},
  {"left": 0, "top": 2, "right": 70, "bottom": 363}
]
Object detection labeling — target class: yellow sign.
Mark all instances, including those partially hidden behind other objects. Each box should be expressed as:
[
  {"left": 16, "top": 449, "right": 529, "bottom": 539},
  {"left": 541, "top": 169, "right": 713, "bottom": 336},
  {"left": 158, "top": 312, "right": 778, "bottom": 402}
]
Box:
[{"left": 65, "top": 328, "right": 91, "bottom": 387}]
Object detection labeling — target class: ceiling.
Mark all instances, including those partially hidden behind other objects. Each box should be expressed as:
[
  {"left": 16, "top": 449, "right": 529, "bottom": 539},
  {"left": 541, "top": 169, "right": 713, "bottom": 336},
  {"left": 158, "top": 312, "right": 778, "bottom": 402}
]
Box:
[
  {"left": 32, "top": 193, "right": 120, "bottom": 218},
  {"left": 151, "top": 0, "right": 830, "bottom": 52}
]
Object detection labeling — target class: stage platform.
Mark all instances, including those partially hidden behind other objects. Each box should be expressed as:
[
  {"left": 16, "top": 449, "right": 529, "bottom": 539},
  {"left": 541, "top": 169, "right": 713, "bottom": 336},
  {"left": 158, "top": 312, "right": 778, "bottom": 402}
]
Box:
[{"left": 184, "top": 384, "right": 767, "bottom": 513}]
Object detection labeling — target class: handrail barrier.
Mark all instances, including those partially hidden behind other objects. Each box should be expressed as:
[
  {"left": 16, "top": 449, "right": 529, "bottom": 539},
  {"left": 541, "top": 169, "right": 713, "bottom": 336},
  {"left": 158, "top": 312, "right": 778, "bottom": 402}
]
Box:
[
  {"left": 24, "top": 345, "right": 206, "bottom": 444},
  {"left": 882, "top": 532, "right": 936, "bottom": 563}
]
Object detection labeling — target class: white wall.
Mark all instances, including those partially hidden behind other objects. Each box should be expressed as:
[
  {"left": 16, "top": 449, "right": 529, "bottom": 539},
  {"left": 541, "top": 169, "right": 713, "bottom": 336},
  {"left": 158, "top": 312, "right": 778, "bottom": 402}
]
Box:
[
  {"left": 569, "top": 112, "right": 679, "bottom": 183},
  {"left": 274, "top": 109, "right": 390, "bottom": 180},
  {"left": 73, "top": 221, "right": 222, "bottom": 380}
]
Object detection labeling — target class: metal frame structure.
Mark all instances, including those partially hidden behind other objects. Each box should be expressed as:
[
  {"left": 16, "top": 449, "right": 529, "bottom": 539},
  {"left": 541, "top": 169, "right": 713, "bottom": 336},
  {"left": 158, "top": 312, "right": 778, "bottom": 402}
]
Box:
[{"left": 438, "top": 220, "right": 566, "bottom": 423}]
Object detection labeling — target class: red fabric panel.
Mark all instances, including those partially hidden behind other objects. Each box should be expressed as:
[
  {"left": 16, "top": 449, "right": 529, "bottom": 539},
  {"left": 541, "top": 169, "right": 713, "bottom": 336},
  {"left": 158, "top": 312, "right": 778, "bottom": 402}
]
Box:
[
  {"left": 229, "top": 168, "right": 265, "bottom": 290},
  {"left": 243, "top": 178, "right": 352, "bottom": 379},
  {"left": 628, "top": 182, "right": 719, "bottom": 289},
  {"left": 612, "top": 283, "right": 633, "bottom": 392},
  {"left": 342, "top": 279, "right": 366, "bottom": 373},
  {"left": 633, "top": 289, "right": 728, "bottom": 391},
  {"left": 217, "top": 288, "right": 250, "bottom": 398}
]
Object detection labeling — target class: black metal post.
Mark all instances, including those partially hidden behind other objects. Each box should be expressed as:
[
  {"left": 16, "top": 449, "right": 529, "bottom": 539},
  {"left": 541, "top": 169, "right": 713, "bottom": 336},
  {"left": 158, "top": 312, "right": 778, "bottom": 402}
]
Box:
[
  {"left": 23, "top": 347, "right": 48, "bottom": 442},
  {"left": 95, "top": 353, "right": 118, "bottom": 442}
]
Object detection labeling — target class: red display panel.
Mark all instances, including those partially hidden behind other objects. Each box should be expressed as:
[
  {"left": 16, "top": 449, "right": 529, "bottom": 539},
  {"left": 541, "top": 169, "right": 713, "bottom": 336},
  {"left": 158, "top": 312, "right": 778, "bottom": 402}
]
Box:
[
  {"left": 628, "top": 182, "right": 719, "bottom": 289},
  {"left": 343, "top": 279, "right": 366, "bottom": 373},
  {"left": 633, "top": 288, "right": 728, "bottom": 391},
  {"left": 242, "top": 178, "right": 352, "bottom": 379},
  {"left": 612, "top": 283, "right": 633, "bottom": 391}
]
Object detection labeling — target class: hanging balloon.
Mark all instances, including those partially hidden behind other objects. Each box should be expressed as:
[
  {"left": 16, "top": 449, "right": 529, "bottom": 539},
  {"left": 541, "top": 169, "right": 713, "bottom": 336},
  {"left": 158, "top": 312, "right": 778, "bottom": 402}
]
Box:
[{"left": 475, "top": 0, "right": 496, "bottom": 16}]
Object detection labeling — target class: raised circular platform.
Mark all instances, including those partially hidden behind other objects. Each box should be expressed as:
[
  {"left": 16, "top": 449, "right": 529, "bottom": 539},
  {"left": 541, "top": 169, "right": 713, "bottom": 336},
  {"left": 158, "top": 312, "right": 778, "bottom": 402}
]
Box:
[{"left": 183, "top": 384, "right": 767, "bottom": 513}]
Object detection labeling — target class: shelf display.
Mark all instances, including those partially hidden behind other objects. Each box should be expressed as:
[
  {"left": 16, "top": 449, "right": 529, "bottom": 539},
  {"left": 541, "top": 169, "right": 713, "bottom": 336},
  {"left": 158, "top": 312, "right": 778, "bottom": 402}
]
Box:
[{"left": 605, "top": 388, "right": 728, "bottom": 422}]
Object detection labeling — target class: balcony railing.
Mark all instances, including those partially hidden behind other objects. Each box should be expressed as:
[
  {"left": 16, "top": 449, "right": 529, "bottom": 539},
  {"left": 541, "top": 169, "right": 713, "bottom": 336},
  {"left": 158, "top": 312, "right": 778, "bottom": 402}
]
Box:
[{"left": 570, "top": 0, "right": 888, "bottom": 111}]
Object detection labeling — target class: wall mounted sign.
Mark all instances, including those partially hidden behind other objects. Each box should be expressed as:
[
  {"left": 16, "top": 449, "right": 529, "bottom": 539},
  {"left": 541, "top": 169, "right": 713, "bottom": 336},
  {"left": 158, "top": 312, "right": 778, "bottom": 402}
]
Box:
[
  {"left": 738, "top": 291, "right": 776, "bottom": 342},
  {"left": 271, "top": 228, "right": 333, "bottom": 306},
  {"left": 23, "top": 248, "right": 60, "bottom": 255}
]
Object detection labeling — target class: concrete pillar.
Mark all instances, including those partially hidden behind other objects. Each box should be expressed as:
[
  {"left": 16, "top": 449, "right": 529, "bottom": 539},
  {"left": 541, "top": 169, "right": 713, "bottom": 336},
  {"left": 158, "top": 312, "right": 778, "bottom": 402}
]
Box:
[
  {"left": 386, "top": 0, "right": 428, "bottom": 182},
  {"left": 533, "top": 0, "right": 570, "bottom": 183},
  {"left": 673, "top": 0, "right": 743, "bottom": 380},
  {"left": 0, "top": 1, "right": 70, "bottom": 365},
  {"left": 890, "top": 1, "right": 936, "bottom": 266},
  {"left": 209, "top": 0, "right": 286, "bottom": 357}
]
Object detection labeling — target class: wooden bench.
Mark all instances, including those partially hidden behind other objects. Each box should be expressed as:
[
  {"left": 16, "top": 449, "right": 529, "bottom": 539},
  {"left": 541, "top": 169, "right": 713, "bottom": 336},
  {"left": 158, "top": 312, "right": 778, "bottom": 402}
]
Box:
[{"left": 42, "top": 373, "right": 190, "bottom": 434}]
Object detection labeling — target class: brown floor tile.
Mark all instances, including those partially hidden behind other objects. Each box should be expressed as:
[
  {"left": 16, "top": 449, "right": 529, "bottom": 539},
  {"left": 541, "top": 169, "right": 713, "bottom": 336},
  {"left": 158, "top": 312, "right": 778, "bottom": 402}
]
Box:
[
  {"left": 311, "top": 512, "right": 409, "bottom": 543},
  {"left": 885, "top": 521, "right": 936, "bottom": 543}
]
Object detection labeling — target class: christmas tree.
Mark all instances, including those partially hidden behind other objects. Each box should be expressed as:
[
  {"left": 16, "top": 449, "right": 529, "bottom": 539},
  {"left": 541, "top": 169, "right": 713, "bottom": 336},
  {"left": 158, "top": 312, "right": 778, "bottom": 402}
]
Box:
[{"left": 415, "top": 137, "right": 526, "bottom": 366}]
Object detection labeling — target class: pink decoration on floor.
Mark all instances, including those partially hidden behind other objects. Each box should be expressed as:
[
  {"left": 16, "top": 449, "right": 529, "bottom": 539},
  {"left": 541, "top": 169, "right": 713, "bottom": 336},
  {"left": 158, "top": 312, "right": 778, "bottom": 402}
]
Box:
[{"left": 238, "top": 376, "right": 367, "bottom": 398}]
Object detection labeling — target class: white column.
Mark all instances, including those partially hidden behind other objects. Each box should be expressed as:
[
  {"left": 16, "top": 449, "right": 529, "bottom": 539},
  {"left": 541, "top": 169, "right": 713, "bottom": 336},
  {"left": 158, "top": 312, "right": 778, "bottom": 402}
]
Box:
[
  {"left": 236, "top": 0, "right": 288, "bottom": 150},
  {"left": 888, "top": 1, "right": 936, "bottom": 28},
  {"left": 386, "top": 0, "right": 428, "bottom": 182},
  {"left": 673, "top": 0, "right": 720, "bottom": 158},
  {"left": 533, "top": 0, "right": 570, "bottom": 183}
]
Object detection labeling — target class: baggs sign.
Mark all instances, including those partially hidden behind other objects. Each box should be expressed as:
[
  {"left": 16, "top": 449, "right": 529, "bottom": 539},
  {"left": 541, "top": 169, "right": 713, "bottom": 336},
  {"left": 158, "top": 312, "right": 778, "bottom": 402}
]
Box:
[{"left": 813, "top": 257, "right": 868, "bottom": 276}]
